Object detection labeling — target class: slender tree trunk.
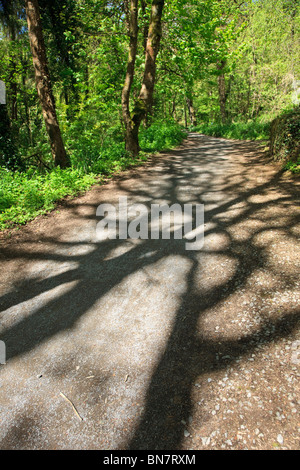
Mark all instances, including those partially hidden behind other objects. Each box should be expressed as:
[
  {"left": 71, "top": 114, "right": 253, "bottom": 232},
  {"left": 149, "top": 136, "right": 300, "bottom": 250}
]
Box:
[
  {"left": 172, "top": 94, "right": 177, "bottom": 120},
  {"left": 25, "top": 0, "right": 70, "bottom": 168},
  {"left": 137, "top": 0, "right": 164, "bottom": 119},
  {"left": 121, "top": 0, "right": 139, "bottom": 156},
  {"left": 85, "top": 64, "right": 89, "bottom": 102},
  {"left": 218, "top": 73, "right": 227, "bottom": 123},
  {"left": 47, "top": 2, "right": 79, "bottom": 115},
  {"left": 217, "top": 59, "right": 227, "bottom": 124},
  {"left": 141, "top": 0, "right": 149, "bottom": 54},
  {"left": 9, "top": 24, "right": 18, "bottom": 121},
  {"left": 122, "top": 0, "right": 165, "bottom": 157},
  {"left": 10, "top": 69, "right": 17, "bottom": 121},
  {"left": 186, "top": 95, "right": 197, "bottom": 126},
  {"left": 184, "top": 100, "right": 188, "bottom": 128},
  {"left": 0, "top": 103, "right": 22, "bottom": 169},
  {"left": 1, "top": 0, "right": 19, "bottom": 123}
]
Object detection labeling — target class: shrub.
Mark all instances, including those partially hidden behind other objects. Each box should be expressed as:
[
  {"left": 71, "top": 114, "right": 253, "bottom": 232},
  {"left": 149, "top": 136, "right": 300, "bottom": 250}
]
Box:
[
  {"left": 269, "top": 108, "right": 300, "bottom": 162},
  {"left": 0, "top": 167, "right": 97, "bottom": 229}
]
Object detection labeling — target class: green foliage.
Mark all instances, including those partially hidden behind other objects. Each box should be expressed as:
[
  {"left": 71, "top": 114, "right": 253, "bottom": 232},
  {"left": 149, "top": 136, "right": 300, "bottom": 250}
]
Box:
[
  {"left": 0, "top": 120, "right": 187, "bottom": 230},
  {"left": 140, "top": 121, "right": 187, "bottom": 152},
  {"left": 183, "top": 0, "right": 300, "bottom": 125},
  {"left": 0, "top": 167, "right": 97, "bottom": 229},
  {"left": 269, "top": 108, "right": 300, "bottom": 161},
  {"left": 283, "top": 160, "right": 300, "bottom": 173},
  {"left": 191, "top": 121, "right": 270, "bottom": 141}
]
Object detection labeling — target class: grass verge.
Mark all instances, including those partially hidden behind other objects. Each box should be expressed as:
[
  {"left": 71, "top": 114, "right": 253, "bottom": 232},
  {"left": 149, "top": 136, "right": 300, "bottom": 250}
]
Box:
[{"left": 0, "top": 121, "right": 186, "bottom": 230}]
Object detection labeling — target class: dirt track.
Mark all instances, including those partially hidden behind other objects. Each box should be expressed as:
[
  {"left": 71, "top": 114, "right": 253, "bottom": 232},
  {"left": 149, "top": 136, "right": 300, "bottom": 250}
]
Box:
[{"left": 0, "top": 134, "right": 299, "bottom": 450}]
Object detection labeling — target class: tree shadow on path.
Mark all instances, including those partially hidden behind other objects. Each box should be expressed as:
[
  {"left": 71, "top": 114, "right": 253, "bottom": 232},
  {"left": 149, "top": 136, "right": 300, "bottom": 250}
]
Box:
[{"left": 0, "top": 134, "right": 299, "bottom": 449}]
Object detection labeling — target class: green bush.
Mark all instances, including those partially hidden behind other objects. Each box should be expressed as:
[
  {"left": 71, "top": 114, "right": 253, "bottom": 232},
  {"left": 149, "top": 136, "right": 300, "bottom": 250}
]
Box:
[
  {"left": 140, "top": 121, "right": 187, "bottom": 152},
  {"left": 283, "top": 160, "right": 300, "bottom": 174},
  {"left": 0, "top": 167, "right": 97, "bottom": 229},
  {"left": 269, "top": 108, "right": 300, "bottom": 162}
]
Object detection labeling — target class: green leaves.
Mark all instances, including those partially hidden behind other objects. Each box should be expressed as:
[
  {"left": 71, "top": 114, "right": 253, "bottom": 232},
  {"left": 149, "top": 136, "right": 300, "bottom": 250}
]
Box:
[{"left": 0, "top": 167, "right": 97, "bottom": 229}]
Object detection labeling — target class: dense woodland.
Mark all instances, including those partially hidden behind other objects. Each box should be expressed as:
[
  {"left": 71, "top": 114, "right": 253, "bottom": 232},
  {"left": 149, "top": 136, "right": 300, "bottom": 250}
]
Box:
[{"left": 0, "top": 0, "right": 299, "bottom": 229}]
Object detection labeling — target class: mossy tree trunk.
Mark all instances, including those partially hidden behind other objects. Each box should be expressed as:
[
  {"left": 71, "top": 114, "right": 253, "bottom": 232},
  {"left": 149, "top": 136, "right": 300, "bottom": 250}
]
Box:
[
  {"left": 121, "top": 0, "right": 139, "bottom": 157},
  {"left": 25, "top": 0, "right": 70, "bottom": 168},
  {"left": 186, "top": 94, "right": 197, "bottom": 127},
  {"left": 122, "top": 0, "right": 165, "bottom": 157},
  {"left": 217, "top": 59, "right": 228, "bottom": 124}
]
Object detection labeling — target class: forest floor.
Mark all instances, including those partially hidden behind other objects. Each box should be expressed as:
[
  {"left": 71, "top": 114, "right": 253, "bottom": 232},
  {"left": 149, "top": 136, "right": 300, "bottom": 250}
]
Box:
[{"left": 0, "top": 133, "right": 299, "bottom": 450}]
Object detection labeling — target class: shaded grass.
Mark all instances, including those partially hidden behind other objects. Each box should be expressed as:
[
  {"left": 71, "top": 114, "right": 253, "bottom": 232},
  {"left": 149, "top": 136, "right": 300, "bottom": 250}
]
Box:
[{"left": 269, "top": 108, "right": 300, "bottom": 163}]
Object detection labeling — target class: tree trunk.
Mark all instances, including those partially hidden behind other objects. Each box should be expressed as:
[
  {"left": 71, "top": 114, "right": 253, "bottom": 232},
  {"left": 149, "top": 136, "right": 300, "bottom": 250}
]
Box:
[
  {"left": 85, "top": 64, "right": 89, "bottom": 102},
  {"left": 186, "top": 95, "right": 197, "bottom": 126},
  {"left": 137, "top": 0, "right": 164, "bottom": 119},
  {"left": 0, "top": 104, "right": 22, "bottom": 169},
  {"left": 184, "top": 100, "right": 188, "bottom": 128},
  {"left": 25, "top": 0, "right": 70, "bottom": 168},
  {"left": 218, "top": 73, "right": 227, "bottom": 123},
  {"left": 172, "top": 94, "right": 177, "bottom": 120},
  {"left": 121, "top": 0, "right": 139, "bottom": 156},
  {"left": 141, "top": 0, "right": 149, "bottom": 54},
  {"left": 21, "top": 63, "right": 33, "bottom": 145},
  {"left": 8, "top": 23, "right": 18, "bottom": 122},
  {"left": 1, "top": 1, "right": 18, "bottom": 122},
  {"left": 122, "top": 0, "right": 165, "bottom": 157},
  {"left": 47, "top": 1, "right": 79, "bottom": 115},
  {"left": 217, "top": 59, "right": 227, "bottom": 124}
]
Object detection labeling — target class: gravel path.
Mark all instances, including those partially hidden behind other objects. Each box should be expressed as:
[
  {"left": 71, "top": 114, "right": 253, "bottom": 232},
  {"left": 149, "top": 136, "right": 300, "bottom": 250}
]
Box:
[{"left": 0, "top": 134, "right": 299, "bottom": 450}]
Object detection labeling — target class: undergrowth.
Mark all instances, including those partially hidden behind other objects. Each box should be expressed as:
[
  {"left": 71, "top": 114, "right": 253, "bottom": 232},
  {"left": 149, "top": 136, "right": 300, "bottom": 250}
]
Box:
[
  {"left": 191, "top": 121, "right": 270, "bottom": 141},
  {"left": 0, "top": 121, "right": 186, "bottom": 230},
  {"left": 283, "top": 160, "right": 300, "bottom": 174}
]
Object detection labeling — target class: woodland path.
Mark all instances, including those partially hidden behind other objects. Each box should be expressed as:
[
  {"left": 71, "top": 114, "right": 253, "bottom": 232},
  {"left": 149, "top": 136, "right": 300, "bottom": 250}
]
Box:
[{"left": 0, "top": 134, "right": 299, "bottom": 450}]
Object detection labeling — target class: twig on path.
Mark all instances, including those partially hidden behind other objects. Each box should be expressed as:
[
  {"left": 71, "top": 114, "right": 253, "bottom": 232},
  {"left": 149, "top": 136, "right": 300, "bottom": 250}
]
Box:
[{"left": 60, "top": 392, "right": 83, "bottom": 422}]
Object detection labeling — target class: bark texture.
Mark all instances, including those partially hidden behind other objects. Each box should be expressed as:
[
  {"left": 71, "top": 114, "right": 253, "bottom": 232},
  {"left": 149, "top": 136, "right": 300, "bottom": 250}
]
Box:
[
  {"left": 186, "top": 95, "right": 197, "bottom": 127},
  {"left": 25, "top": 0, "right": 70, "bottom": 168},
  {"left": 122, "top": 0, "right": 165, "bottom": 156},
  {"left": 121, "top": 0, "right": 139, "bottom": 156},
  {"left": 217, "top": 59, "right": 228, "bottom": 124}
]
